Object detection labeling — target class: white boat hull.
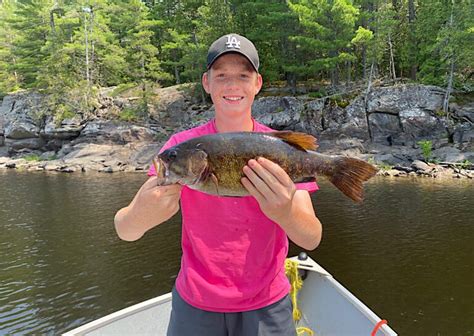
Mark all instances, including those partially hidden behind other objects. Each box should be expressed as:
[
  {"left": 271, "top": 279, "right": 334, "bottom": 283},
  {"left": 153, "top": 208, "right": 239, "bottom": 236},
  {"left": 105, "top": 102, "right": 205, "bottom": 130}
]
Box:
[{"left": 64, "top": 257, "right": 397, "bottom": 336}]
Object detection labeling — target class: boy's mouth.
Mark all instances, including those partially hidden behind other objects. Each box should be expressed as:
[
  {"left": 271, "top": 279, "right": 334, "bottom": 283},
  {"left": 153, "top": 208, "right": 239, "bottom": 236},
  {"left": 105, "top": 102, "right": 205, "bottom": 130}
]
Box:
[{"left": 223, "top": 95, "right": 244, "bottom": 102}]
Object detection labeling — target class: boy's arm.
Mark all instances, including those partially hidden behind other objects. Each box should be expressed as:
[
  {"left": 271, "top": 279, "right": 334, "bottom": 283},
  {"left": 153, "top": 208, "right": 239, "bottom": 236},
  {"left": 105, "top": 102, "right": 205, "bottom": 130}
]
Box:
[
  {"left": 114, "top": 177, "right": 182, "bottom": 241},
  {"left": 241, "top": 157, "right": 322, "bottom": 250}
]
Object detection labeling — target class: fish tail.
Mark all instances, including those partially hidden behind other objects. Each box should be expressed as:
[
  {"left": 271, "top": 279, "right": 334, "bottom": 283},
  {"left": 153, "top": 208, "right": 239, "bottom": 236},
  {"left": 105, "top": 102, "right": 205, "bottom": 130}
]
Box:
[{"left": 326, "top": 157, "right": 378, "bottom": 202}]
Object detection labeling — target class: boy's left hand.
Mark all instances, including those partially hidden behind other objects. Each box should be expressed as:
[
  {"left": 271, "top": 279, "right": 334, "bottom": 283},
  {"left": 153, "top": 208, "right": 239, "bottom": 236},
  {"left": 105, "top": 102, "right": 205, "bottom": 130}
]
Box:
[{"left": 241, "top": 157, "right": 296, "bottom": 224}]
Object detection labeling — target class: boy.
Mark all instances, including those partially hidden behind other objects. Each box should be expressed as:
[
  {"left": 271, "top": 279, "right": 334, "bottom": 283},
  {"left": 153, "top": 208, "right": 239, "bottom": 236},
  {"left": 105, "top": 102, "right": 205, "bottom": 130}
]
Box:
[{"left": 114, "top": 33, "right": 322, "bottom": 335}]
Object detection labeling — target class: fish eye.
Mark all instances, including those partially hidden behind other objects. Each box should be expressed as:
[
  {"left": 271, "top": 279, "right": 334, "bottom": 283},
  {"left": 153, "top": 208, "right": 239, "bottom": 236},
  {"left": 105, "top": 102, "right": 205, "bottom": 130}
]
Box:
[{"left": 168, "top": 150, "right": 177, "bottom": 160}]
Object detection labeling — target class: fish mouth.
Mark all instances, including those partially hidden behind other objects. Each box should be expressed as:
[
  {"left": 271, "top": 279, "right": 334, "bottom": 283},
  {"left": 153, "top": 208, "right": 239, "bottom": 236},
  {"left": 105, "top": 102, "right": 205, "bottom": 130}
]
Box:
[{"left": 153, "top": 157, "right": 169, "bottom": 185}]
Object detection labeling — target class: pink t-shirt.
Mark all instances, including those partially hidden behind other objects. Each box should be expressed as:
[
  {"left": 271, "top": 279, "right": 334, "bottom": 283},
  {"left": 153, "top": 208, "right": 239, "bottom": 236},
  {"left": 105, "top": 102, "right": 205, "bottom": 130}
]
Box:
[{"left": 148, "top": 119, "right": 318, "bottom": 312}]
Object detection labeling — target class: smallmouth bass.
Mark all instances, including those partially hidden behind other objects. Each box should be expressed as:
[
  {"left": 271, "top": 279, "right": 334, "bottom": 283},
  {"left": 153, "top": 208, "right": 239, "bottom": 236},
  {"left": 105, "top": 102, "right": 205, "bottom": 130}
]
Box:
[{"left": 153, "top": 131, "right": 377, "bottom": 202}]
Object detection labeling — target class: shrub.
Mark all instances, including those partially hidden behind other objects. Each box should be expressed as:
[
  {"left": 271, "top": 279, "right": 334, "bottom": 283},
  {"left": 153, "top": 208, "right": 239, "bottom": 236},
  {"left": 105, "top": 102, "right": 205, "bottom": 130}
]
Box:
[{"left": 417, "top": 140, "right": 433, "bottom": 162}]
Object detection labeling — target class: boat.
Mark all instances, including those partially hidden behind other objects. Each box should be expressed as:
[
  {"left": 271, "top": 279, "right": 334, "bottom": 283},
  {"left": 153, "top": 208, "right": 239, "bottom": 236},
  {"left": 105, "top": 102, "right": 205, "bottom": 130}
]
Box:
[{"left": 64, "top": 254, "right": 397, "bottom": 335}]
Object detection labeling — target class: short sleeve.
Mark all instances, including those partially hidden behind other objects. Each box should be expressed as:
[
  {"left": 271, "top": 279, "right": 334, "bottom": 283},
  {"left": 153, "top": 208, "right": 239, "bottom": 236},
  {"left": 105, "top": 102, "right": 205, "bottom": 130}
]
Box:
[{"left": 295, "top": 181, "right": 319, "bottom": 193}]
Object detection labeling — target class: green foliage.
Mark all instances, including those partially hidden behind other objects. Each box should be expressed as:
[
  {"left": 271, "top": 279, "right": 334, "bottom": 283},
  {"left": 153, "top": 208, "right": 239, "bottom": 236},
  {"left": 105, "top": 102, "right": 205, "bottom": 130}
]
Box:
[
  {"left": 458, "top": 160, "right": 472, "bottom": 170},
  {"left": 119, "top": 107, "right": 139, "bottom": 122},
  {"left": 24, "top": 154, "right": 41, "bottom": 162},
  {"left": 110, "top": 83, "right": 137, "bottom": 97},
  {"left": 0, "top": 0, "right": 472, "bottom": 111},
  {"left": 378, "top": 162, "right": 393, "bottom": 171},
  {"left": 417, "top": 140, "right": 433, "bottom": 162},
  {"left": 308, "top": 91, "right": 325, "bottom": 98},
  {"left": 287, "top": 0, "right": 360, "bottom": 86}
]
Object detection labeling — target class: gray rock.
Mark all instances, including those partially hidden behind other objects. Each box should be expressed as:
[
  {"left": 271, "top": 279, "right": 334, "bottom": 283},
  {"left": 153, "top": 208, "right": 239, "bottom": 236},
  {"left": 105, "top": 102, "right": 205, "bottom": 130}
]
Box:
[
  {"left": 453, "top": 102, "right": 474, "bottom": 123},
  {"left": 5, "top": 120, "right": 39, "bottom": 139},
  {"left": 373, "top": 153, "right": 407, "bottom": 166},
  {"left": 432, "top": 147, "right": 462, "bottom": 162},
  {"left": 366, "top": 84, "right": 444, "bottom": 114},
  {"left": 412, "top": 160, "right": 432, "bottom": 172},
  {"left": 366, "top": 85, "right": 447, "bottom": 144},
  {"left": 1, "top": 91, "right": 45, "bottom": 139},
  {"left": 129, "top": 143, "right": 161, "bottom": 166},
  {"left": 452, "top": 124, "right": 474, "bottom": 144},
  {"left": 76, "top": 121, "right": 157, "bottom": 144},
  {"left": 252, "top": 97, "right": 304, "bottom": 130},
  {"left": 41, "top": 116, "right": 84, "bottom": 139},
  {"left": 5, "top": 137, "right": 45, "bottom": 151}
]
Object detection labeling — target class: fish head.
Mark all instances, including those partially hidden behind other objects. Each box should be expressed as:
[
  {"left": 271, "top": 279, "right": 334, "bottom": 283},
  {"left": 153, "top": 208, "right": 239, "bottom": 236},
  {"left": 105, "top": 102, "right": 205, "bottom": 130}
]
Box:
[{"left": 155, "top": 146, "right": 209, "bottom": 186}]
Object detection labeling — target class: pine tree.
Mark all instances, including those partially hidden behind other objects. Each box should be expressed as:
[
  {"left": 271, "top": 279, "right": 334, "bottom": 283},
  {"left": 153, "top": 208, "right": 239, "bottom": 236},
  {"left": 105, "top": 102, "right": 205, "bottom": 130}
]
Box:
[
  {"left": 0, "top": 0, "right": 20, "bottom": 97},
  {"left": 233, "top": 1, "right": 300, "bottom": 86},
  {"left": 288, "top": 0, "right": 360, "bottom": 87},
  {"left": 9, "top": 0, "right": 54, "bottom": 88}
]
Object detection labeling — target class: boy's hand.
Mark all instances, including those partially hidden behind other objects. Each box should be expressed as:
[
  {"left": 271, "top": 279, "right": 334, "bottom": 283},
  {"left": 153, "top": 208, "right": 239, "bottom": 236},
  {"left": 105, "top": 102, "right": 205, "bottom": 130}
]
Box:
[
  {"left": 241, "top": 157, "right": 296, "bottom": 224},
  {"left": 114, "top": 177, "right": 182, "bottom": 241}
]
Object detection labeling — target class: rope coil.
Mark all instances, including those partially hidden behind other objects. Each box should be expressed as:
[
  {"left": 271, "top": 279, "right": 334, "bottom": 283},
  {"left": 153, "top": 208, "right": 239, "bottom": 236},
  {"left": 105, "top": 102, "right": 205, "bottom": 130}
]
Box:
[{"left": 285, "top": 259, "right": 315, "bottom": 336}]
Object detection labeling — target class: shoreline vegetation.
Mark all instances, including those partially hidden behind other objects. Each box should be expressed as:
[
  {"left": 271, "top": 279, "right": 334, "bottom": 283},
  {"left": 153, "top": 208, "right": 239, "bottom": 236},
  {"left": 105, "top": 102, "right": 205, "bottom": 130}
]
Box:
[
  {"left": 0, "top": 1, "right": 472, "bottom": 181},
  {"left": 0, "top": 82, "right": 473, "bottom": 181},
  {"left": 3, "top": 153, "right": 472, "bottom": 181},
  {"left": 1, "top": 155, "right": 472, "bottom": 180}
]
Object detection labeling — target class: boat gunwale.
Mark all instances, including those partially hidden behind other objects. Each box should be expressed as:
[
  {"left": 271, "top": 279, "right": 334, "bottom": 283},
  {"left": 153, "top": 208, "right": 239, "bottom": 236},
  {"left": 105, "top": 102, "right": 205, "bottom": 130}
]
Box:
[
  {"left": 62, "top": 293, "right": 172, "bottom": 335},
  {"left": 64, "top": 257, "right": 397, "bottom": 335}
]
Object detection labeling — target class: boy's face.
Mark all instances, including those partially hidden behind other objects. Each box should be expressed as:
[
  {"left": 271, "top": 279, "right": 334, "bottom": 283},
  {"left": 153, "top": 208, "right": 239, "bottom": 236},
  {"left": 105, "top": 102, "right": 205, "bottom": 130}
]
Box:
[{"left": 202, "top": 53, "right": 262, "bottom": 119}]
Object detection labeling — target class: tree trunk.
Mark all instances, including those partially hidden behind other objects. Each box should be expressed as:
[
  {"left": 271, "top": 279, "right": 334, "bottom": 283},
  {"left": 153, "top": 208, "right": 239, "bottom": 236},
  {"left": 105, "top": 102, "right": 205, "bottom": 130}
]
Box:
[
  {"left": 331, "top": 67, "right": 339, "bottom": 87},
  {"left": 83, "top": 11, "right": 90, "bottom": 88},
  {"left": 364, "top": 62, "right": 375, "bottom": 142},
  {"left": 408, "top": 0, "right": 417, "bottom": 80},
  {"left": 388, "top": 33, "right": 396, "bottom": 80},
  {"left": 346, "top": 60, "right": 351, "bottom": 86},
  {"left": 443, "top": 2, "right": 456, "bottom": 117},
  {"left": 174, "top": 64, "right": 180, "bottom": 84},
  {"left": 362, "top": 46, "right": 367, "bottom": 80},
  {"left": 287, "top": 72, "right": 297, "bottom": 95}
]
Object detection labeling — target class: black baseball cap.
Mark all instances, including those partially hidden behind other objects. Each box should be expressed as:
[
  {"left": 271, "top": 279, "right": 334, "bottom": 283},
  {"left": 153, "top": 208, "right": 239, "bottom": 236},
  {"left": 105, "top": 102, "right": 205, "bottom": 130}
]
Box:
[{"left": 206, "top": 33, "right": 259, "bottom": 72}]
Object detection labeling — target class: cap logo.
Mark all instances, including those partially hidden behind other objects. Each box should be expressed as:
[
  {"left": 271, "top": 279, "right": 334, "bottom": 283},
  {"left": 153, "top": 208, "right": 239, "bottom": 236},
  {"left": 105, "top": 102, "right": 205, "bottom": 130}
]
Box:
[{"left": 225, "top": 35, "right": 241, "bottom": 49}]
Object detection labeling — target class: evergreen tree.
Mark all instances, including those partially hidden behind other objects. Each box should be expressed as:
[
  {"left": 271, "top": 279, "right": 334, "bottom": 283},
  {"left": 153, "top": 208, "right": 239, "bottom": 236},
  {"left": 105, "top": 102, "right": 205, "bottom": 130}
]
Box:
[
  {"left": 0, "top": 0, "right": 20, "bottom": 97},
  {"left": 9, "top": 0, "right": 53, "bottom": 88},
  {"left": 196, "top": 0, "right": 236, "bottom": 46},
  {"left": 233, "top": 1, "right": 300, "bottom": 86},
  {"left": 288, "top": 0, "right": 360, "bottom": 86}
]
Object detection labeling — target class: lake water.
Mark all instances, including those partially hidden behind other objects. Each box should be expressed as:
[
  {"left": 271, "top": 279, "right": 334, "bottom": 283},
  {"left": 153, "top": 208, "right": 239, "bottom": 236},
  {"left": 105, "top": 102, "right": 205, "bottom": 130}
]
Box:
[{"left": 0, "top": 170, "right": 473, "bottom": 335}]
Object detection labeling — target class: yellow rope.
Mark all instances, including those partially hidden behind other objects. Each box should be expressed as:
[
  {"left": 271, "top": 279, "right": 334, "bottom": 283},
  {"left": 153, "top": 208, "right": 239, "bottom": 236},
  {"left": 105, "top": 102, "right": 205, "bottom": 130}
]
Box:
[{"left": 285, "top": 259, "right": 315, "bottom": 336}]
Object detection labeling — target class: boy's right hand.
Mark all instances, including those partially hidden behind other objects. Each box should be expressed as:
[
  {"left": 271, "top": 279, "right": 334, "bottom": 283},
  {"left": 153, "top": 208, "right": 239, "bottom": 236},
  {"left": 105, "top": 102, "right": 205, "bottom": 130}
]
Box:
[{"left": 114, "top": 177, "right": 183, "bottom": 241}]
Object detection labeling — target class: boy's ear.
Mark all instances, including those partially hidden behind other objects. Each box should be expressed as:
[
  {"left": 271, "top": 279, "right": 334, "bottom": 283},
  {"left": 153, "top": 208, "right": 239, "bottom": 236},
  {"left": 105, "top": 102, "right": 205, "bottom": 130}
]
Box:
[
  {"left": 202, "top": 72, "right": 210, "bottom": 94},
  {"left": 255, "top": 73, "right": 263, "bottom": 95}
]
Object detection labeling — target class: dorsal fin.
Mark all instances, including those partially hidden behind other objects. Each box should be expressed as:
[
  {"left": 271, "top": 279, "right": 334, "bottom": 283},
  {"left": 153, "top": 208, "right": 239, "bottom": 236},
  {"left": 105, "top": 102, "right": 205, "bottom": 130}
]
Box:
[{"left": 268, "top": 131, "right": 318, "bottom": 151}]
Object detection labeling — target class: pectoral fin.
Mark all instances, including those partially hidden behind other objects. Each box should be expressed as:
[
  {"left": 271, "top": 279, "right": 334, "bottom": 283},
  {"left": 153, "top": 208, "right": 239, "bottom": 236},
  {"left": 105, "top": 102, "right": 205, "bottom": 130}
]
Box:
[{"left": 210, "top": 173, "right": 219, "bottom": 195}]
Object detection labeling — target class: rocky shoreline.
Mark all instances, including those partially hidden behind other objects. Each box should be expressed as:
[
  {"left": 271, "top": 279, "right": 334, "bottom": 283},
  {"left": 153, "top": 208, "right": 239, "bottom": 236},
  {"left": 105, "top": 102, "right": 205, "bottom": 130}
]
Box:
[
  {"left": 1, "top": 83, "right": 473, "bottom": 180},
  {"left": 1, "top": 155, "right": 472, "bottom": 180}
]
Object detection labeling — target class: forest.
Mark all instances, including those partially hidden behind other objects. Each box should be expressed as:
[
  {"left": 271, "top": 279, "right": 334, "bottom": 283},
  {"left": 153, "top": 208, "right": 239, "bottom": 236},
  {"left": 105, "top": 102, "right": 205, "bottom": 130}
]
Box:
[{"left": 0, "top": 0, "right": 472, "bottom": 118}]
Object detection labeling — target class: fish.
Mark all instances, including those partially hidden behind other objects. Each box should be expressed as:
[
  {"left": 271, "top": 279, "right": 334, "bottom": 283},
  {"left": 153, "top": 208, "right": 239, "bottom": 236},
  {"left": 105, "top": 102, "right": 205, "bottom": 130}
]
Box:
[{"left": 153, "top": 131, "right": 378, "bottom": 202}]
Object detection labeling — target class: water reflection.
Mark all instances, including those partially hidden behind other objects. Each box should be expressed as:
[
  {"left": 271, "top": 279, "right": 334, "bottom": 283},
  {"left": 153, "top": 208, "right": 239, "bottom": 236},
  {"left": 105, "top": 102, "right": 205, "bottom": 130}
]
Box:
[{"left": 0, "top": 171, "right": 472, "bottom": 335}]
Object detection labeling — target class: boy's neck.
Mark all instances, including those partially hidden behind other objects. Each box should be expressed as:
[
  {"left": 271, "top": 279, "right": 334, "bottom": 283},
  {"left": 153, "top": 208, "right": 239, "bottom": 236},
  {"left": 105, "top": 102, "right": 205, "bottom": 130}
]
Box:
[{"left": 214, "top": 114, "right": 254, "bottom": 133}]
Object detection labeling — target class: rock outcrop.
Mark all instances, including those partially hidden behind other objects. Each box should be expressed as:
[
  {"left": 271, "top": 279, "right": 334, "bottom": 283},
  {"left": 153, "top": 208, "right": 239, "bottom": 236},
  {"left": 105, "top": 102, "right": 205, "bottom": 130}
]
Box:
[{"left": 0, "top": 83, "right": 473, "bottom": 178}]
